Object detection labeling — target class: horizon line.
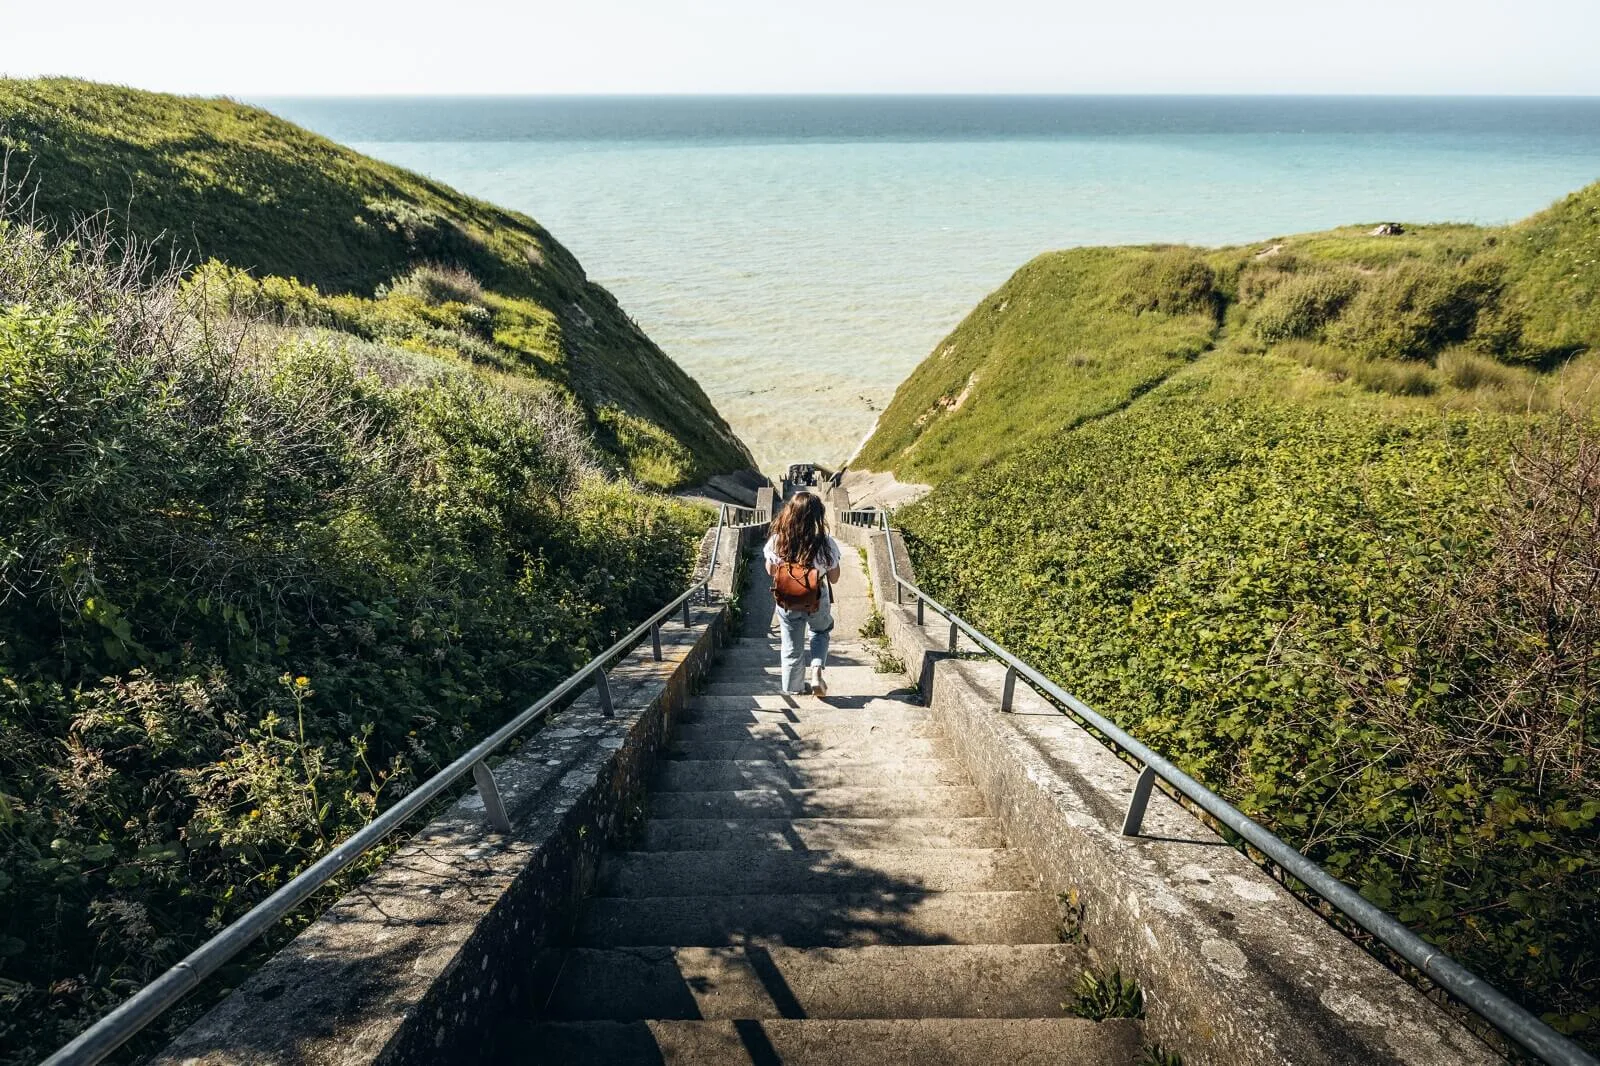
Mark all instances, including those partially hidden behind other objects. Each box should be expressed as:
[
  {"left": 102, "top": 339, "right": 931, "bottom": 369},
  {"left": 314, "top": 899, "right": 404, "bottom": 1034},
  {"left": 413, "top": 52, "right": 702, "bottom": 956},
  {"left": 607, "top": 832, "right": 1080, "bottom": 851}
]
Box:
[{"left": 246, "top": 90, "right": 1600, "bottom": 100}]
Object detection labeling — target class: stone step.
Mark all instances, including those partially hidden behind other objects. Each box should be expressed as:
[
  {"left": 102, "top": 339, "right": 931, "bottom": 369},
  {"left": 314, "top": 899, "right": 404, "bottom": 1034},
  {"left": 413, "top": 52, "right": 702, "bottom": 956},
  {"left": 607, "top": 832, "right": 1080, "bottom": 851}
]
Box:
[
  {"left": 653, "top": 758, "right": 968, "bottom": 792},
  {"left": 540, "top": 944, "right": 1090, "bottom": 1021},
  {"left": 574, "top": 891, "right": 1062, "bottom": 948},
  {"left": 506, "top": 1017, "right": 1142, "bottom": 1064},
  {"left": 681, "top": 700, "right": 926, "bottom": 722},
  {"left": 649, "top": 786, "right": 989, "bottom": 820},
  {"left": 597, "top": 849, "right": 1035, "bottom": 897},
  {"left": 640, "top": 817, "right": 1003, "bottom": 851},
  {"left": 715, "top": 662, "right": 902, "bottom": 681},
  {"left": 700, "top": 678, "right": 918, "bottom": 699},
  {"left": 717, "top": 646, "right": 882, "bottom": 668},
  {"left": 714, "top": 657, "right": 895, "bottom": 677},
  {"left": 662, "top": 736, "right": 952, "bottom": 762},
  {"left": 671, "top": 718, "right": 941, "bottom": 744}
]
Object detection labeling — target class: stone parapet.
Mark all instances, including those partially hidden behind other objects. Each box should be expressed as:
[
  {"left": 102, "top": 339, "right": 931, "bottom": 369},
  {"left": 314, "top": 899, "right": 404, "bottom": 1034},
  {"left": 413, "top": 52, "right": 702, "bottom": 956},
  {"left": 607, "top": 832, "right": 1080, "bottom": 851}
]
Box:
[
  {"left": 852, "top": 521, "right": 1498, "bottom": 1066},
  {"left": 155, "top": 523, "right": 766, "bottom": 1066}
]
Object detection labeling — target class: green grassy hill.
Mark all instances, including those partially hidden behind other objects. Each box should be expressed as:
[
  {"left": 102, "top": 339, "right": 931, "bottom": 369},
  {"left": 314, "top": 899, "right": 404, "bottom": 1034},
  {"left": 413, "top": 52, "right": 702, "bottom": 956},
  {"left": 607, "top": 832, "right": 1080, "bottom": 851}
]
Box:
[
  {"left": 861, "top": 188, "right": 1600, "bottom": 1045},
  {"left": 0, "top": 77, "right": 752, "bottom": 487},
  {"left": 859, "top": 189, "right": 1600, "bottom": 482},
  {"left": 0, "top": 79, "right": 747, "bottom": 1065}
]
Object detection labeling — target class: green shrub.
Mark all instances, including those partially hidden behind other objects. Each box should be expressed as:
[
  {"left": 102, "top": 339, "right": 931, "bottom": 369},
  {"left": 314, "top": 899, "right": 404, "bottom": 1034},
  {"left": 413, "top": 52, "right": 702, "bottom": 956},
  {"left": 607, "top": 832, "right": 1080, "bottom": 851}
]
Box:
[
  {"left": 1329, "top": 257, "right": 1505, "bottom": 361},
  {"left": 1114, "top": 248, "right": 1221, "bottom": 319},
  {"left": 899, "top": 363, "right": 1597, "bottom": 1045},
  {"left": 1438, "top": 347, "right": 1521, "bottom": 392},
  {"left": 1235, "top": 251, "right": 1305, "bottom": 304},
  {"left": 1350, "top": 357, "right": 1437, "bottom": 396},
  {"left": 0, "top": 217, "right": 706, "bottom": 1064},
  {"left": 379, "top": 264, "right": 488, "bottom": 307},
  {"left": 1249, "top": 269, "right": 1361, "bottom": 344}
]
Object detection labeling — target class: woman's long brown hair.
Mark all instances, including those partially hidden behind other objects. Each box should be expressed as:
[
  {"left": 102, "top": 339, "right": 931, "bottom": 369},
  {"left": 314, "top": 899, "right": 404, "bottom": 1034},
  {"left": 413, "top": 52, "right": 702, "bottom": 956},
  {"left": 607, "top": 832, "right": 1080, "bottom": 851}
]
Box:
[{"left": 772, "top": 491, "right": 829, "bottom": 568}]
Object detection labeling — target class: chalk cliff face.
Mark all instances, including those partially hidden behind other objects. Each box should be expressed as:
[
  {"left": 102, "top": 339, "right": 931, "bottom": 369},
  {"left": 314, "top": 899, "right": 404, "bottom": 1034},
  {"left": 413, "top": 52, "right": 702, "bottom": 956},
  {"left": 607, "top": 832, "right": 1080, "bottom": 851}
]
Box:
[
  {"left": 0, "top": 77, "right": 754, "bottom": 488},
  {"left": 854, "top": 184, "right": 1600, "bottom": 1046}
]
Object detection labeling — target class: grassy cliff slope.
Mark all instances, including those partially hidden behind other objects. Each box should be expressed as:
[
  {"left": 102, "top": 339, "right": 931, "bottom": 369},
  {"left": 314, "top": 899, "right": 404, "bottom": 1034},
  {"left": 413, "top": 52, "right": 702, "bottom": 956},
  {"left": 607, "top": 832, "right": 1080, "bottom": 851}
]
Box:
[
  {"left": 859, "top": 188, "right": 1600, "bottom": 481},
  {"left": 0, "top": 78, "right": 752, "bottom": 487},
  {"left": 861, "top": 187, "right": 1600, "bottom": 1046},
  {"left": 0, "top": 79, "right": 745, "bottom": 1066}
]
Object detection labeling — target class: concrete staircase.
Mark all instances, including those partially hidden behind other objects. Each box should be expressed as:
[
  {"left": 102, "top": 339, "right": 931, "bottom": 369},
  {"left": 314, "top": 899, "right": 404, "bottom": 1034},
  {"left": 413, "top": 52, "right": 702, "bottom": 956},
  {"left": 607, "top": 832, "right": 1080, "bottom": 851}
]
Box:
[{"left": 502, "top": 549, "right": 1144, "bottom": 1064}]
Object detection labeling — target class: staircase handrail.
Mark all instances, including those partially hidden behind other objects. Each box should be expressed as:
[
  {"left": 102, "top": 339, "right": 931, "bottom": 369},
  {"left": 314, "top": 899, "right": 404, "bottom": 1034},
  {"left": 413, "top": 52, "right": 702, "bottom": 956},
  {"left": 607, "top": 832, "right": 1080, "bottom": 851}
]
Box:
[
  {"left": 871, "top": 511, "right": 1595, "bottom": 1066},
  {"left": 43, "top": 504, "right": 759, "bottom": 1066}
]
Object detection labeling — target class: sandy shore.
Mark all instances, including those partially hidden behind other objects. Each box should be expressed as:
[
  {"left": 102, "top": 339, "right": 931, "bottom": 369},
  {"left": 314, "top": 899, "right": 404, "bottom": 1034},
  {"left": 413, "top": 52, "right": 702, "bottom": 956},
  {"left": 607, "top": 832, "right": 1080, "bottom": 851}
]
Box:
[{"left": 839, "top": 467, "right": 932, "bottom": 511}]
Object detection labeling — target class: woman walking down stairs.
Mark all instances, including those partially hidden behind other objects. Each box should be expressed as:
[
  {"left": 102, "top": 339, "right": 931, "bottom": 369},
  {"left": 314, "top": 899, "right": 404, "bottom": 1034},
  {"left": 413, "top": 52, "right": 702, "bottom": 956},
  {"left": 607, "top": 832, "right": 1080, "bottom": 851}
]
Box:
[{"left": 499, "top": 545, "right": 1146, "bottom": 1063}]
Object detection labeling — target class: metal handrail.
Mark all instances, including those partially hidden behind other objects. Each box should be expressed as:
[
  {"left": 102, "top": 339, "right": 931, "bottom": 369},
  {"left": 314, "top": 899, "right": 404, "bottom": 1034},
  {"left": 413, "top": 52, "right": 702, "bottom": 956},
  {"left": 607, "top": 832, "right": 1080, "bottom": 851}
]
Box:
[
  {"left": 44, "top": 505, "right": 757, "bottom": 1066},
  {"left": 872, "top": 512, "right": 1596, "bottom": 1066}
]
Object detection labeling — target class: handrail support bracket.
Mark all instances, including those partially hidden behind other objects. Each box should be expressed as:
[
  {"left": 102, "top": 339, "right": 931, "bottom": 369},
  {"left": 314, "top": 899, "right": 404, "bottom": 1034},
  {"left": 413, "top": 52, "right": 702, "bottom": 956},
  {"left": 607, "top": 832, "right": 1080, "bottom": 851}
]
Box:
[
  {"left": 472, "top": 760, "right": 512, "bottom": 834},
  {"left": 1122, "top": 765, "right": 1158, "bottom": 837}
]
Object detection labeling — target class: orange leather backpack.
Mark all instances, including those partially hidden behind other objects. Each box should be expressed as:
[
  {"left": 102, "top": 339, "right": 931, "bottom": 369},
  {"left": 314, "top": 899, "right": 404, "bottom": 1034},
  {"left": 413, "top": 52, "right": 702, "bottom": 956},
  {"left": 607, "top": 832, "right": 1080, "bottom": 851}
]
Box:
[{"left": 772, "top": 561, "right": 824, "bottom": 613}]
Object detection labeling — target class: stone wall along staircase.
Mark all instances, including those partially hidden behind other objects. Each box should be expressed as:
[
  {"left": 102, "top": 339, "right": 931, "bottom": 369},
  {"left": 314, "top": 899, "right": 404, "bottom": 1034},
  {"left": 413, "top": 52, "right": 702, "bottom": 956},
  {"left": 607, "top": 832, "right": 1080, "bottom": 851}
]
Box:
[{"left": 497, "top": 547, "right": 1146, "bottom": 1064}]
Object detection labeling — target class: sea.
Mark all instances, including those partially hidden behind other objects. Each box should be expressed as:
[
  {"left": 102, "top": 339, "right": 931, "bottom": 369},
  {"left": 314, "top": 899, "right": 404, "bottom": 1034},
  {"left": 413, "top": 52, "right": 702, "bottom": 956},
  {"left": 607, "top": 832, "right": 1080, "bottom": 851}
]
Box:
[{"left": 259, "top": 96, "right": 1600, "bottom": 475}]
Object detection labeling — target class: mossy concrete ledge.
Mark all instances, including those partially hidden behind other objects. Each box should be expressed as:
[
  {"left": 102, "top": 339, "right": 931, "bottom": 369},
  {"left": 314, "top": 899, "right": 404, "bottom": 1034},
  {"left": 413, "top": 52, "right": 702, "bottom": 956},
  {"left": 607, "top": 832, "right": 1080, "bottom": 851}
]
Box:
[
  {"left": 835, "top": 521, "right": 1500, "bottom": 1066},
  {"left": 154, "top": 522, "right": 761, "bottom": 1066}
]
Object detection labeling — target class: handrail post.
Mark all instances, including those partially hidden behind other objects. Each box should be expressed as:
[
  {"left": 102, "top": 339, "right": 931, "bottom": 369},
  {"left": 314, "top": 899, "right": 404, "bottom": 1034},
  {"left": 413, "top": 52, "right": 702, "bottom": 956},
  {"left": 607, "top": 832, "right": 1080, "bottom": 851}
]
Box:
[
  {"left": 881, "top": 512, "right": 903, "bottom": 605},
  {"left": 651, "top": 622, "right": 662, "bottom": 662},
  {"left": 916, "top": 596, "right": 924, "bottom": 625},
  {"left": 704, "top": 504, "right": 726, "bottom": 606},
  {"left": 1001, "top": 664, "right": 1017, "bottom": 712},
  {"left": 595, "top": 669, "right": 614, "bottom": 718},
  {"left": 1122, "top": 765, "right": 1158, "bottom": 836},
  {"left": 682, "top": 597, "right": 692, "bottom": 628},
  {"left": 472, "top": 760, "right": 511, "bottom": 833},
  {"left": 948, "top": 621, "right": 958, "bottom": 654}
]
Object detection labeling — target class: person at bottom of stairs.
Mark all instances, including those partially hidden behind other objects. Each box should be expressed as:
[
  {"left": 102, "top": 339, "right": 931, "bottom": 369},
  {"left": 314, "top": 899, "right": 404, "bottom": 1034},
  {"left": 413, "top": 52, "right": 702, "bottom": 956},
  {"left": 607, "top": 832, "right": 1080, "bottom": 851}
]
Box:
[{"left": 765, "top": 490, "right": 842, "bottom": 697}]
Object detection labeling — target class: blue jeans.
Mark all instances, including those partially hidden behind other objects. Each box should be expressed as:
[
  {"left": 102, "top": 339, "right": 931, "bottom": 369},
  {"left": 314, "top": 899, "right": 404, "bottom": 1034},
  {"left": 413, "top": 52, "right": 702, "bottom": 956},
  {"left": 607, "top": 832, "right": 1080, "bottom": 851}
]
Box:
[{"left": 777, "top": 592, "right": 833, "bottom": 693}]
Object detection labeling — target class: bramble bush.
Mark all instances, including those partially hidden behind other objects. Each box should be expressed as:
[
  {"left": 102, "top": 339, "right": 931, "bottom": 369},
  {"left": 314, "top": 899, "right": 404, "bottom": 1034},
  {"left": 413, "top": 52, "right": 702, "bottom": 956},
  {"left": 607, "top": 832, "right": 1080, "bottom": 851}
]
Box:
[
  {"left": 0, "top": 77, "right": 754, "bottom": 491},
  {"left": 0, "top": 215, "right": 705, "bottom": 1064},
  {"left": 858, "top": 186, "right": 1600, "bottom": 1051},
  {"left": 899, "top": 365, "right": 1598, "bottom": 1046}
]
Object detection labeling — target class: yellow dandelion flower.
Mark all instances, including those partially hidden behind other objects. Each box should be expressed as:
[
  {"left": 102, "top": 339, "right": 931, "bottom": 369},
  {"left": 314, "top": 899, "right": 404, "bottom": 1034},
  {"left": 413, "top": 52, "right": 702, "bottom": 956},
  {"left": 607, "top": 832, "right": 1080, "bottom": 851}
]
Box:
[{"left": 294, "top": 676, "right": 310, "bottom": 688}]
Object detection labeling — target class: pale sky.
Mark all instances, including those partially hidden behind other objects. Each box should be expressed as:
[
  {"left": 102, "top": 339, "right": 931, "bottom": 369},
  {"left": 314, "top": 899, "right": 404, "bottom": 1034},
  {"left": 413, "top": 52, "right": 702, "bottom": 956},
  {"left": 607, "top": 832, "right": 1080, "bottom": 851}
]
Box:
[{"left": 3, "top": 0, "right": 1597, "bottom": 96}]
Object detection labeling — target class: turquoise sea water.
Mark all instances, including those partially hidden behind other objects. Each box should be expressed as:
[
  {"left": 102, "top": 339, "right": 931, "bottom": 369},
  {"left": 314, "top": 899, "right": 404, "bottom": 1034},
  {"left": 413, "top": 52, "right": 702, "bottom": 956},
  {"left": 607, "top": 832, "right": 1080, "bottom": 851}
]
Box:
[{"left": 264, "top": 97, "right": 1600, "bottom": 473}]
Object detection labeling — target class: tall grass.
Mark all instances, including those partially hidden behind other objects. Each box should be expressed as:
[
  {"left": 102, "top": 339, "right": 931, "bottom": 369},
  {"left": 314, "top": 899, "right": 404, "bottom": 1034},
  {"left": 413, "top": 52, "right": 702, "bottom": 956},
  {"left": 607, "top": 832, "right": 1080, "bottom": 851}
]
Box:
[
  {"left": 899, "top": 361, "right": 1599, "bottom": 1045},
  {"left": 0, "top": 77, "right": 753, "bottom": 487},
  {"left": 0, "top": 204, "right": 706, "bottom": 1065}
]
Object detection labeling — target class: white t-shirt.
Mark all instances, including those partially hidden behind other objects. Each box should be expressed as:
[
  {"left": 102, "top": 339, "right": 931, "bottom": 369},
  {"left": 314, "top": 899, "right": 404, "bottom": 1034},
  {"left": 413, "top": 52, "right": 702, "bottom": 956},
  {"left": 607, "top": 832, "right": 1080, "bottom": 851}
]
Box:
[{"left": 765, "top": 534, "right": 843, "bottom": 600}]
